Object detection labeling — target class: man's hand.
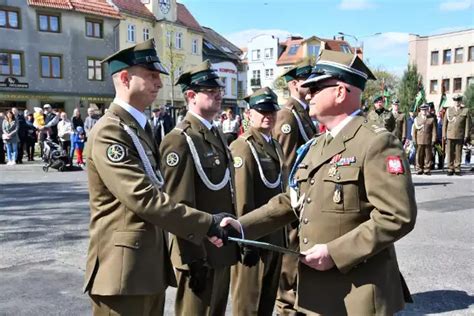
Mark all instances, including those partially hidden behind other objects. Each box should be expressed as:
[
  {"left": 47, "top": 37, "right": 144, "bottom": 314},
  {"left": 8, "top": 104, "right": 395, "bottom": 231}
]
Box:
[
  {"left": 300, "top": 244, "right": 335, "bottom": 271},
  {"left": 206, "top": 213, "right": 239, "bottom": 248},
  {"left": 241, "top": 245, "right": 260, "bottom": 267}
]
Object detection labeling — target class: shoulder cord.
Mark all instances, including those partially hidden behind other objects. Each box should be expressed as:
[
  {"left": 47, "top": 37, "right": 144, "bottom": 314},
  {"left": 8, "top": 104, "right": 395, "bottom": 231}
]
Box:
[
  {"left": 291, "top": 109, "right": 310, "bottom": 142},
  {"left": 413, "top": 117, "right": 425, "bottom": 130},
  {"left": 122, "top": 124, "right": 164, "bottom": 189},
  {"left": 446, "top": 108, "right": 457, "bottom": 123},
  {"left": 245, "top": 139, "right": 282, "bottom": 189},
  {"left": 177, "top": 128, "right": 231, "bottom": 191}
]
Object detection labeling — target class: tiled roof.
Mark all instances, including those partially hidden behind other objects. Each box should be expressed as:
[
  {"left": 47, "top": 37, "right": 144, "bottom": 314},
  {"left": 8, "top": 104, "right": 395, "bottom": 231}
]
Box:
[
  {"left": 321, "top": 38, "right": 354, "bottom": 53},
  {"left": 28, "top": 0, "right": 121, "bottom": 19},
  {"left": 202, "top": 26, "right": 241, "bottom": 62},
  {"left": 176, "top": 3, "right": 203, "bottom": 33},
  {"left": 276, "top": 38, "right": 304, "bottom": 66},
  {"left": 110, "top": 0, "right": 155, "bottom": 20}
]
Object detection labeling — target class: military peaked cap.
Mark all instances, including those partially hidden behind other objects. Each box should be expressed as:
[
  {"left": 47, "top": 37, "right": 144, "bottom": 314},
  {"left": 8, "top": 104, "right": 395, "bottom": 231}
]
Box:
[
  {"left": 302, "top": 50, "right": 376, "bottom": 90},
  {"left": 452, "top": 94, "right": 463, "bottom": 101},
  {"left": 244, "top": 87, "right": 279, "bottom": 112},
  {"left": 281, "top": 57, "right": 314, "bottom": 82},
  {"left": 419, "top": 103, "right": 429, "bottom": 110},
  {"left": 373, "top": 94, "right": 384, "bottom": 103},
  {"left": 175, "top": 60, "right": 224, "bottom": 92},
  {"left": 101, "top": 39, "right": 169, "bottom": 75}
]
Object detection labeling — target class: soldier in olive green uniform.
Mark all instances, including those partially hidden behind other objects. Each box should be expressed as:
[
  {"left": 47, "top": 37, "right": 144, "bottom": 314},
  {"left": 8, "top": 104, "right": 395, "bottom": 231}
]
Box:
[
  {"left": 442, "top": 94, "right": 472, "bottom": 175},
  {"left": 391, "top": 99, "right": 407, "bottom": 143},
  {"left": 367, "top": 94, "right": 396, "bottom": 132},
  {"left": 273, "top": 57, "right": 317, "bottom": 315},
  {"left": 413, "top": 104, "right": 437, "bottom": 175},
  {"left": 84, "top": 40, "right": 231, "bottom": 316},
  {"left": 160, "top": 61, "right": 240, "bottom": 316},
  {"left": 219, "top": 50, "right": 417, "bottom": 315},
  {"left": 230, "top": 87, "right": 285, "bottom": 316}
]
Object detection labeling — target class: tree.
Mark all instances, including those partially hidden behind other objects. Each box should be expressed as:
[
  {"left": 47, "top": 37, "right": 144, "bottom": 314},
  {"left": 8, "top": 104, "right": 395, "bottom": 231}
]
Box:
[
  {"left": 398, "top": 64, "right": 424, "bottom": 114},
  {"left": 162, "top": 24, "right": 185, "bottom": 108},
  {"left": 464, "top": 83, "right": 474, "bottom": 111},
  {"left": 362, "top": 68, "right": 399, "bottom": 109}
]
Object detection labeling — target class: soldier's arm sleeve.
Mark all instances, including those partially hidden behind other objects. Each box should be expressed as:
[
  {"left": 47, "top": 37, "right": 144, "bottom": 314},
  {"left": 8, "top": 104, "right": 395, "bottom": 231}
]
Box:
[
  {"left": 385, "top": 113, "right": 396, "bottom": 132},
  {"left": 465, "top": 110, "right": 472, "bottom": 140},
  {"left": 91, "top": 123, "right": 212, "bottom": 244},
  {"left": 230, "top": 140, "right": 255, "bottom": 217},
  {"left": 442, "top": 112, "right": 448, "bottom": 139},
  {"left": 273, "top": 111, "right": 298, "bottom": 172},
  {"left": 433, "top": 120, "right": 438, "bottom": 144},
  {"left": 327, "top": 132, "right": 417, "bottom": 273}
]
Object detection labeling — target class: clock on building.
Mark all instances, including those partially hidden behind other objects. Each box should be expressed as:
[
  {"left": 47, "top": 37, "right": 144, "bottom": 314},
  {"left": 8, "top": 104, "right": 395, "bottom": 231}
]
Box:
[{"left": 159, "top": 0, "right": 171, "bottom": 14}]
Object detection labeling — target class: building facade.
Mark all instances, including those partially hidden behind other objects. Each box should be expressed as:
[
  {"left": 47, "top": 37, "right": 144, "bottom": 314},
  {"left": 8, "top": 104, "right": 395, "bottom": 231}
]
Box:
[
  {"left": 408, "top": 29, "right": 474, "bottom": 110},
  {"left": 0, "top": 0, "right": 121, "bottom": 115}
]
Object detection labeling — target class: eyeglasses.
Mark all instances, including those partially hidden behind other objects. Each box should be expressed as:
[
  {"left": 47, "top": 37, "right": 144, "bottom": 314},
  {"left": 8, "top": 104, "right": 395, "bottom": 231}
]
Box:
[
  {"left": 196, "top": 87, "right": 225, "bottom": 97},
  {"left": 309, "top": 84, "right": 351, "bottom": 96}
]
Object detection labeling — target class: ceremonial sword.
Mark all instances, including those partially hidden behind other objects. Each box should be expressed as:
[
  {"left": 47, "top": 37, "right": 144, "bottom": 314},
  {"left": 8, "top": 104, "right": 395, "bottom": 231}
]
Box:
[{"left": 229, "top": 237, "right": 302, "bottom": 256}]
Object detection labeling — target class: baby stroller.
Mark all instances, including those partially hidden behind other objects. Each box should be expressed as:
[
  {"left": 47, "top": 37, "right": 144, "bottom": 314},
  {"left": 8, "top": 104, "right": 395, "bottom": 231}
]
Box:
[{"left": 42, "top": 139, "right": 69, "bottom": 172}]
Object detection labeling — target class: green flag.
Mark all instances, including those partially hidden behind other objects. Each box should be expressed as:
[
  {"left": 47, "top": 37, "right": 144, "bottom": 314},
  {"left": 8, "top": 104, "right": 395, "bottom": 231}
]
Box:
[
  {"left": 439, "top": 92, "right": 447, "bottom": 110},
  {"left": 412, "top": 83, "right": 425, "bottom": 112}
]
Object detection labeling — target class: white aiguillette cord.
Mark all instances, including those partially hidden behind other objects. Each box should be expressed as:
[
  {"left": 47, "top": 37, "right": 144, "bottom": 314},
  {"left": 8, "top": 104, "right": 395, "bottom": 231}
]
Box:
[
  {"left": 246, "top": 139, "right": 282, "bottom": 189},
  {"left": 292, "top": 109, "right": 310, "bottom": 142}
]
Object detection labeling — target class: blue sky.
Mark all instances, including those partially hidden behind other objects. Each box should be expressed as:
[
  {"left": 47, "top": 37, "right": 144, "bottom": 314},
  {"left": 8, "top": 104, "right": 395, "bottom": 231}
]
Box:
[{"left": 180, "top": 0, "right": 474, "bottom": 76}]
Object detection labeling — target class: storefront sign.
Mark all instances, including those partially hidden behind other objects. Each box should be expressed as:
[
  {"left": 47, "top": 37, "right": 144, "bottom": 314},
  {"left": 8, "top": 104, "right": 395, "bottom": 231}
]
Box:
[
  {"left": 222, "top": 98, "right": 237, "bottom": 107},
  {"left": 80, "top": 96, "right": 114, "bottom": 102},
  {"left": 0, "top": 77, "right": 29, "bottom": 89},
  {"left": 0, "top": 93, "right": 51, "bottom": 100}
]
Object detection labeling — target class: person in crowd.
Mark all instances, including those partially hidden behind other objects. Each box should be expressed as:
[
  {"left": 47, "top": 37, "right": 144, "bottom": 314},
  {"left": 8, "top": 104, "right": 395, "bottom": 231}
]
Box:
[
  {"left": 84, "top": 107, "right": 100, "bottom": 138},
  {"left": 229, "top": 87, "right": 286, "bottom": 316},
  {"left": 160, "top": 60, "right": 240, "bottom": 316},
  {"left": 71, "top": 108, "right": 84, "bottom": 131},
  {"left": 2, "top": 110, "right": 19, "bottom": 165},
  {"left": 219, "top": 49, "right": 417, "bottom": 315},
  {"left": 12, "top": 107, "right": 27, "bottom": 164},
  {"left": 391, "top": 99, "right": 406, "bottom": 144},
  {"left": 442, "top": 94, "right": 471, "bottom": 175},
  {"left": 43, "top": 104, "right": 59, "bottom": 142},
  {"left": 84, "top": 40, "right": 231, "bottom": 316},
  {"left": 239, "top": 108, "right": 251, "bottom": 135},
  {"left": 176, "top": 107, "right": 187, "bottom": 125},
  {"left": 57, "top": 112, "right": 74, "bottom": 165},
  {"left": 25, "top": 113, "right": 37, "bottom": 161},
  {"left": 413, "top": 103, "right": 437, "bottom": 175},
  {"left": 72, "top": 126, "right": 86, "bottom": 166},
  {"left": 0, "top": 112, "right": 5, "bottom": 164},
  {"left": 273, "top": 57, "right": 317, "bottom": 315},
  {"left": 222, "top": 108, "right": 240, "bottom": 145},
  {"left": 149, "top": 105, "right": 173, "bottom": 148},
  {"left": 435, "top": 108, "right": 445, "bottom": 170},
  {"left": 367, "top": 94, "right": 396, "bottom": 132}
]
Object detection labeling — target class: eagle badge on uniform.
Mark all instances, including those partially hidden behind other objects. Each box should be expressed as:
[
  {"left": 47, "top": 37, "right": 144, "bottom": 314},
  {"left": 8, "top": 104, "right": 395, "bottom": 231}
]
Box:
[
  {"left": 166, "top": 152, "right": 180, "bottom": 167},
  {"left": 281, "top": 124, "right": 291, "bottom": 134},
  {"left": 233, "top": 156, "right": 243, "bottom": 168},
  {"left": 107, "top": 144, "right": 126, "bottom": 162},
  {"left": 386, "top": 156, "right": 404, "bottom": 174}
]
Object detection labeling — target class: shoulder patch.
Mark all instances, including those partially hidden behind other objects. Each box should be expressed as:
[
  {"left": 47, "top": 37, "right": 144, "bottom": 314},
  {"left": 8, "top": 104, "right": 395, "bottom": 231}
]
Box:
[
  {"left": 166, "top": 152, "right": 180, "bottom": 167},
  {"left": 281, "top": 123, "right": 292, "bottom": 134},
  {"left": 233, "top": 156, "right": 243, "bottom": 168},
  {"left": 386, "top": 156, "right": 404, "bottom": 174},
  {"left": 107, "top": 144, "right": 126, "bottom": 162}
]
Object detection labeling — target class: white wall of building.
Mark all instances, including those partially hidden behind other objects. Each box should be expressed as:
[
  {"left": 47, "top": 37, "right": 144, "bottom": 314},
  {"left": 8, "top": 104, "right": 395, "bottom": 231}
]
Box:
[
  {"left": 211, "top": 61, "right": 238, "bottom": 99},
  {"left": 246, "top": 34, "right": 280, "bottom": 93}
]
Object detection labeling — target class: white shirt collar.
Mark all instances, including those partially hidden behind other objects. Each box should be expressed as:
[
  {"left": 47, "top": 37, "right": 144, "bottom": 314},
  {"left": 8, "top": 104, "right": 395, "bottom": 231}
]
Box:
[
  {"left": 189, "top": 110, "right": 213, "bottom": 130},
  {"left": 291, "top": 96, "right": 308, "bottom": 110},
  {"left": 113, "top": 97, "right": 147, "bottom": 129},
  {"left": 327, "top": 109, "right": 361, "bottom": 138},
  {"left": 260, "top": 132, "right": 272, "bottom": 143}
]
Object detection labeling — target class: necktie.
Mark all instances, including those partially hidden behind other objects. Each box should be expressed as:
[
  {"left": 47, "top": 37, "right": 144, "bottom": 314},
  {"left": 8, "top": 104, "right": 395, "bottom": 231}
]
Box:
[
  {"left": 326, "top": 133, "right": 333, "bottom": 145},
  {"left": 144, "top": 122, "right": 153, "bottom": 138}
]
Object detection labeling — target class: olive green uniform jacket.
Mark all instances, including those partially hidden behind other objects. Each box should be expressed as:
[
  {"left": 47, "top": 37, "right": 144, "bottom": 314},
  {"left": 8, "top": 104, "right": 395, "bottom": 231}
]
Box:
[
  {"left": 239, "top": 116, "right": 417, "bottom": 315},
  {"left": 393, "top": 112, "right": 407, "bottom": 141},
  {"left": 368, "top": 108, "right": 396, "bottom": 132},
  {"left": 83, "top": 103, "right": 212, "bottom": 296},
  {"left": 442, "top": 106, "right": 471, "bottom": 140}
]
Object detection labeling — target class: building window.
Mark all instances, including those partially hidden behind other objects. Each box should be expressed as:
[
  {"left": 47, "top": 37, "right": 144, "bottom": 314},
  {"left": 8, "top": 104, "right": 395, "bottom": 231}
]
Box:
[
  {"left": 221, "top": 77, "right": 227, "bottom": 94},
  {"left": 142, "top": 28, "right": 150, "bottom": 41},
  {"left": 265, "top": 68, "right": 274, "bottom": 79},
  {"left": 192, "top": 39, "right": 198, "bottom": 54},
  {"left": 340, "top": 44, "right": 351, "bottom": 54},
  {"left": 166, "top": 31, "right": 172, "bottom": 47},
  {"left": 453, "top": 78, "right": 462, "bottom": 92},
  {"left": 442, "top": 49, "right": 451, "bottom": 64},
  {"left": 252, "top": 50, "right": 260, "bottom": 61},
  {"left": 288, "top": 44, "right": 299, "bottom": 55},
  {"left": 38, "top": 13, "right": 60, "bottom": 33},
  {"left": 174, "top": 66, "right": 182, "bottom": 79},
  {"left": 0, "top": 7, "right": 20, "bottom": 29},
  {"left": 0, "top": 51, "right": 23, "bottom": 76},
  {"left": 264, "top": 48, "right": 273, "bottom": 59},
  {"left": 231, "top": 78, "right": 237, "bottom": 96},
  {"left": 127, "top": 24, "right": 136, "bottom": 42},
  {"left": 454, "top": 48, "right": 463, "bottom": 63},
  {"left": 308, "top": 44, "right": 320, "bottom": 57},
  {"left": 430, "top": 80, "right": 438, "bottom": 94},
  {"left": 467, "top": 77, "right": 474, "bottom": 86},
  {"left": 442, "top": 79, "right": 450, "bottom": 93},
  {"left": 252, "top": 70, "right": 260, "bottom": 79},
  {"left": 468, "top": 46, "right": 474, "bottom": 62},
  {"left": 87, "top": 58, "right": 103, "bottom": 81},
  {"left": 175, "top": 32, "right": 183, "bottom": 49},
  {"left": 86, "top": 19, "right": 102, "bottom": 38},
  {"left": 430, "top": 51, "right": 439, "bottom": 65},
  {"left": 40, "top": 54, "right": 62, "bottom": 78}
]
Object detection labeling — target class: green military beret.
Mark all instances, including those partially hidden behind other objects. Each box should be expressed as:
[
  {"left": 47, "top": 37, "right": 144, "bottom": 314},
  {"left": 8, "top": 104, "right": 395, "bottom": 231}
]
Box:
[
  {"left": 452, "top": 94, "right": 463, "bottom": 101},
  {"left": 281, "top": 57, "right": 314, "bottom": 82},
  {"left": 102, "top": 39, "right": 169, "bottom": 76},
  {"left": 244, "top": 87, "right": 279, "bottom": 112},
  {"left": 301, "top": 50, "right": 376, "bottom": 91},
  {"left": 175, "top": 60, "right": 224, "bottom": 92},
  {"left": 373, "top": 94, "right": 383, "bottom": 103}
]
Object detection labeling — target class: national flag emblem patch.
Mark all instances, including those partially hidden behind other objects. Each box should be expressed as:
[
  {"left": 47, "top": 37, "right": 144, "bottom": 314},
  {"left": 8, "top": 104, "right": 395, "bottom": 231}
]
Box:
[{"left": 386, "top": 156, "right": 404, "bottom": 174}]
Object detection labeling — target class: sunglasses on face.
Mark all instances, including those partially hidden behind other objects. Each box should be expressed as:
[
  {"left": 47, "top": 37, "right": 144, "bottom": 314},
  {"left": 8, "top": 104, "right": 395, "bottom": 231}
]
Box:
[
  {"left": 196, "top": 87, "right": 225, "bottom": 97},
  {"left": 309, "top": 84, "right": 351, "bottom": 96}
]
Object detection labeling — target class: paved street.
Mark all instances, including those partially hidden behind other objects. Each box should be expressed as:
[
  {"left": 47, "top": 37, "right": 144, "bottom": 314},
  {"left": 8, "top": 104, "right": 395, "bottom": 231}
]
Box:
[{"left": 0, "top": 161, "right": 473, "bottom": 315}]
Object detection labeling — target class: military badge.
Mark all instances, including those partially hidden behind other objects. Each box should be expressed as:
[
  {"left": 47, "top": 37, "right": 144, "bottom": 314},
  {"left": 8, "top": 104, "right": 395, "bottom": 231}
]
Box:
[
  {"left": 215, "top": 158, "right": 221, "bottom": 166},
  {"left": 106, "top": 144, "right": 126, "bottom": 162},
  {"left": 233, "top": 156, "right": 243, "bottom": 168},
  {"left": 166, "top": 152, "right": 180, "bottom": 167},
  {"left": 386, "top": 156, "right": 404, "bottom": 174},
  {"left": 281, "top": 124, "right": 291, "bottom": 134},
  {"left": 333, "top": 184, "right": 342, "bottom": 204}
]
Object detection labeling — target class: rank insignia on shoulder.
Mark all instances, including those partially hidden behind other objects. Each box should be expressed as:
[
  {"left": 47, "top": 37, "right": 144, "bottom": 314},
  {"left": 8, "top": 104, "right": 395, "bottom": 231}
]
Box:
[
  {"left": 107, "top": 144, "right": 126, "bottom": 163},
  {"left": 233, "top": 156, "right": 243, "bottom": 168},
  {"left": 166, "top": 152, "right": 180, "bottom": 167},
  {"left": 281, "top": 124, "right": 292, "bottom": 134},
  {"left": 386, "top": 156, "right": 404, "bottom": 174}
]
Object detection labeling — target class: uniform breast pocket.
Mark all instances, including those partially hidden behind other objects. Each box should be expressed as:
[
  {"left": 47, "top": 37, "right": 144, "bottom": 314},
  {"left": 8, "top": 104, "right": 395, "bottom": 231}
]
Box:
[{"left": 322, "top": 166, "right": 360, "bottom": 213}]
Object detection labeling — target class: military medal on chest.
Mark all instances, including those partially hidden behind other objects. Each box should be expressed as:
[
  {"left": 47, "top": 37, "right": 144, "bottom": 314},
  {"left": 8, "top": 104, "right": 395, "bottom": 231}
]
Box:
[{"left": 333, "top": 184, "right": 343, "bottom": 204}]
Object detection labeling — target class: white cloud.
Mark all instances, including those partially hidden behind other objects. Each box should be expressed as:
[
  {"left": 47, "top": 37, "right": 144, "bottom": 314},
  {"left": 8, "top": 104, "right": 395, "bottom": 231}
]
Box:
[
  {"left": 439, "top": 0, "right": 473, "bottom": 11},
  {"left": 338, "top": 0, "right": 375, "bottom": 10},
  {"left": 224, "top": 29, "right": 301, "bottom": 48},
  {"left": 362, "top": 32, "right": 410, "bottom": 75}
]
